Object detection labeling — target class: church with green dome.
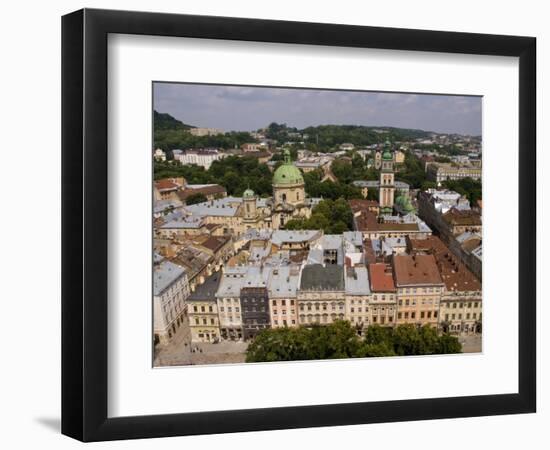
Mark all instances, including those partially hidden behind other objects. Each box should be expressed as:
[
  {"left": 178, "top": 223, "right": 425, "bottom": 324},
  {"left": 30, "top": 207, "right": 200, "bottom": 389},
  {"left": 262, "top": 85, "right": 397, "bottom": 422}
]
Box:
[{"left": 241, "top": 149, "right": 317, "bottom": 231}]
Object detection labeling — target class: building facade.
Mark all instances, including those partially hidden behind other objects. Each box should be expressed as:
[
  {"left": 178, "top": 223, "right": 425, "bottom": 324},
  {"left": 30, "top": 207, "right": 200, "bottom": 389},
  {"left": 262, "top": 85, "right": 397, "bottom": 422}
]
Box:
[
  {"left": 268, "top": 265, "right": 300, "bottom": 328},
  {"left": 368, "top": 263, "right": 397, "bottom": 326},
  {"left": 187, "top": 272, "right": 221, "bottom": 342},
  {"left": 215, "top": 267, "right": 246, "bottom": 341},
  {"left": 241, "top": 286, "right": 270, "bottom": 340},
  {"left": 153, "top": 260, "right": 190, "bottom": 345},
  {"left": 393, "top": 254, "right": 444, "bottom": 327},
  {"left": 297, "top": 264, "right": 346, "bottom": 325},
  {"left": 344, "top": 265, "right": 372, "bottom": 333}
]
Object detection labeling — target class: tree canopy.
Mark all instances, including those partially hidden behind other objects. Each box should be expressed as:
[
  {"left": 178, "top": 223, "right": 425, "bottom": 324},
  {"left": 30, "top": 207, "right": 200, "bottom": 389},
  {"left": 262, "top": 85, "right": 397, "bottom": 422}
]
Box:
[
  {"left": 284, "top": 198, "right": 353, "bottom": 234},
  {"left": 246, "top": 322, "right": 462, "bottom": 362}
]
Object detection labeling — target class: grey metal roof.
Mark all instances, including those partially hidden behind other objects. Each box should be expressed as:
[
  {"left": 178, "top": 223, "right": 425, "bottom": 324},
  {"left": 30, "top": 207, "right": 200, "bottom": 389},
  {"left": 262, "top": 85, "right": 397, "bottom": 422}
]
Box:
[
  {"left": 184, "top": 197, "right": 240, "bottom": 217},
  {"left": 268, "top": 265, "right": 300, "bottom": 298},
  {"left": 153, "top": 261, "right": 186, "bottom": 296},
  {"left": 300, "top": 264, "right": 344, "bottom": 291},
  {"left": 343, "top": 231, "right": 363, "bottom": 248},
  {"left": 321, "top": 234, "right": 343, "bottom": 250},
  {"left": 456, "top": 231, "right": 482, "bottom": 243},
  {"left": 271, "top": 229, "right": 321, "bottom": 246},
  {"left": 160, "top": 216, "right": 204, "bottom": 229},
  {"left": 352, "top": 180, "right": 410, "bottom": 190},
  {"left": 216, "top": 270, "right": 246, "bottom": 298},
  {"left": 187, "top": 271, "right": 221, "bottom": 302},
  {"left": 344, "top": 266, "right": 371, "bottom": 295},
  {"left": 154, "top": 199, "right": 183, "bottom": 214}
]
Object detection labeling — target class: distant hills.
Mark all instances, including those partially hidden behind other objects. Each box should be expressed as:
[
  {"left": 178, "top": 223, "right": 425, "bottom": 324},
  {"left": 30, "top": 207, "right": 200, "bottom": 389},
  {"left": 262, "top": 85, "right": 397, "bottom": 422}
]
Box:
[
  {"left": 153, "top": 111, "right": 470, "bottom": 153},
  {"left": 153, "top": 110, "right": 194, "bottom": 131}
]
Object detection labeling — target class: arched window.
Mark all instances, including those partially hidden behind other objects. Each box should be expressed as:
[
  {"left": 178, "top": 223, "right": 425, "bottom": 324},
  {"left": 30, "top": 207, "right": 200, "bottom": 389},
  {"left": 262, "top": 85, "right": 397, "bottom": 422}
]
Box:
[
  {"left": 296, "top": 191, "right": 300, "bottom": 201},
  {"left": 282, "top": 193, "right": 287, "bottom": 202}
]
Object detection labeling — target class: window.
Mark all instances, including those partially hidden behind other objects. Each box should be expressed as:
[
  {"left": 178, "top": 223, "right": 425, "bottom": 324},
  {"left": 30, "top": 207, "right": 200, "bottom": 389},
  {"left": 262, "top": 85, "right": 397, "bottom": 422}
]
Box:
[
  {"left": 272, "top": 300, "right": 276, "bottom": 306},
  {"left": 389, "top": 316, "right": 393, "bottom": 322},
  {"left": 195, "top": 318, "right": 200, "bottom": 325},
  {"left": 201, "top": 306, "right": 205, "bottom": 312},
  {"left": 208, "top": 306, "right": 213, "bottom": 312},
  {"left": 282, "top": 300, "right": 286, "bottom": 306},
  {"left": 411, "top": 312, "right": 416, "bottom": 319},
  {"left": 427, "top": 311, "right": 432, "bottom": 319},
  {"left": 404, "top": 312, "right": 409, "bottom": 319},
  {"left": 420, "top": 311, "right": 425, "bottom": 319},
  {"left": 445, "top": 314, "right": 449, "bottom": 321},
  {"left": 202, "top": 318, "right": 207, "bottom": 325},
  {"left": 210, "top": 318, "right": 215, "bottom": 325}
]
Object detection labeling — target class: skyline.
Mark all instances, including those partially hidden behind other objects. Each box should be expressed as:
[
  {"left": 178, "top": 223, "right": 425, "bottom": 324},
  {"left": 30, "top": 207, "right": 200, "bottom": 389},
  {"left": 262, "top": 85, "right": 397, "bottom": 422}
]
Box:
[{"left": 153, "top": 82, "right": 482, "bottom": 136}]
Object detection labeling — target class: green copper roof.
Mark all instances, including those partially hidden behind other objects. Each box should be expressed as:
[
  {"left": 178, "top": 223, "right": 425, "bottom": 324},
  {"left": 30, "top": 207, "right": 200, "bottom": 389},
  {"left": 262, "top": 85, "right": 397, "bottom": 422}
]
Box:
[
  {"left": 243, "top": 188, "right": 255, "bottom": 198},
  {"left": 273, "top": 150, "right": 304, "bottom": 185},
  {"left": 382, "top": 140, "right": 393, "bottom": 160},
  {"left": 395, "top": 194, "right": 415, "bottom": 213}
]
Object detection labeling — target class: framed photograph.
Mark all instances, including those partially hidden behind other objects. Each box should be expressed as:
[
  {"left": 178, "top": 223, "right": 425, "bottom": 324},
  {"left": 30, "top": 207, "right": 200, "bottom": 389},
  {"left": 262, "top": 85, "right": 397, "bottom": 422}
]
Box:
[{"left": 62, "top": 8, "right": 536, "bottom": 442}]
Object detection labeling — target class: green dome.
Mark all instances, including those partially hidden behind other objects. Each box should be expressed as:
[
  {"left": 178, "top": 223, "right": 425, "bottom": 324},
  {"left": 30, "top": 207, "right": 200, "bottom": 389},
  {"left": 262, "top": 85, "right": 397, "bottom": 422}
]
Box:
[
  {"left": 382, "top": 140, "right": 393, "bottom": 160},
  {"left": 273, "top": 150, "right": 304, "bottom": 185},
  {"left": 243, "top": 188, "right": 255, "bottom": 198}
]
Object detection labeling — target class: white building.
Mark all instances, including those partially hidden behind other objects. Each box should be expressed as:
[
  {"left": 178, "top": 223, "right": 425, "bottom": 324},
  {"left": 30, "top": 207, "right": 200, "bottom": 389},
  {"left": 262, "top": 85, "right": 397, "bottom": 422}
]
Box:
[
  {"left": 175, "top": 149, "right": 226, "bottom": 169},
  {"left": 153, "top": 259, "right": 190, "bottom": 345},
  {"left": 189, "top": 127, "right": 224, "bottom": 137},
  {"left": 154, "top": 148, "right": 166, "bottom": 161}
]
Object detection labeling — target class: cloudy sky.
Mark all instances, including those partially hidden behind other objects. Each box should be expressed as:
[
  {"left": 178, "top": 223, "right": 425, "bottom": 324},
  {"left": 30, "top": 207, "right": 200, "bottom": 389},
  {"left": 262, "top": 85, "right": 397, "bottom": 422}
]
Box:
[{"left": 153, "top": 83, "right": 482, "bottom": 135}]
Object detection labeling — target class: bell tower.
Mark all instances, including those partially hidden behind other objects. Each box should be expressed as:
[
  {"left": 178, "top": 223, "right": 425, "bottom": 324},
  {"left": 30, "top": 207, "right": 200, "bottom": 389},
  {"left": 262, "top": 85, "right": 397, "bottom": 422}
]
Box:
[{"left": 379, "top": 141, "right": 395, "bottom": 214}]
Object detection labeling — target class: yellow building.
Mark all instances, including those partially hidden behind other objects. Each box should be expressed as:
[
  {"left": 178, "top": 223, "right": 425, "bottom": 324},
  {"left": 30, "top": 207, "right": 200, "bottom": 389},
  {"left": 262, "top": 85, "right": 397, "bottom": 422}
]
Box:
[
  {"left": 393, "top": 254, "right": 444, "bottom": 327},
  {"left": 187, "top": 272, "right": 222, "bottom": 342}
]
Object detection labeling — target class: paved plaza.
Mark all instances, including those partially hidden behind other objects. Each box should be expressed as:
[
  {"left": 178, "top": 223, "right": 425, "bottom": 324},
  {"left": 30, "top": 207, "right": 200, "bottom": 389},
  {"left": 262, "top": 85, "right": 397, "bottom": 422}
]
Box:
[
  {"left": 154, "top": 315, "right": 248, "bottom": 367},
  {"left": 459, "top": 335, "right": 482, "bottom": 353}
]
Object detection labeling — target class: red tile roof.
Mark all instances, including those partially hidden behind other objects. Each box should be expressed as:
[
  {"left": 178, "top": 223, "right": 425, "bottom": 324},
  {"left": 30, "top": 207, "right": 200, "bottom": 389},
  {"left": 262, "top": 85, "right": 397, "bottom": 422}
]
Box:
[
  {"left": 368, "top": 263, "right": 396, "bottom": 292},
  {"left": 393, "top": 254, "right": 443, "bottom": 286},
  {"left": 408, "top": 236, "right": 481, "bottom": 292},
  {"left": 155, "top": 179, "right": 180, "bottom": 191},
  {"left": 443, "top": 208, "right": 482, "bottom": 226},
  {"left": 177, "top": 184, "right": 226, "bottom": 202}
]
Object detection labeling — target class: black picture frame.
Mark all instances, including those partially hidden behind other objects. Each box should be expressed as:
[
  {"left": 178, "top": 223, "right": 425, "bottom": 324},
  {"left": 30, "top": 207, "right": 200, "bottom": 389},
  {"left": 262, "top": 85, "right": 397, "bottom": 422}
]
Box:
[{"left": 62, "top": 8, "right": 536, "bottom": 442}]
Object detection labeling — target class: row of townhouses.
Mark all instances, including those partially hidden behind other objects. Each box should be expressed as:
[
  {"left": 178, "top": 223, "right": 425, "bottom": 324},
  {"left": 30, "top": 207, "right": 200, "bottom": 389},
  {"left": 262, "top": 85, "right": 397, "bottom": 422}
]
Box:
[{"left": 154, "top": 230, "right": 481, "bottom": 345}]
